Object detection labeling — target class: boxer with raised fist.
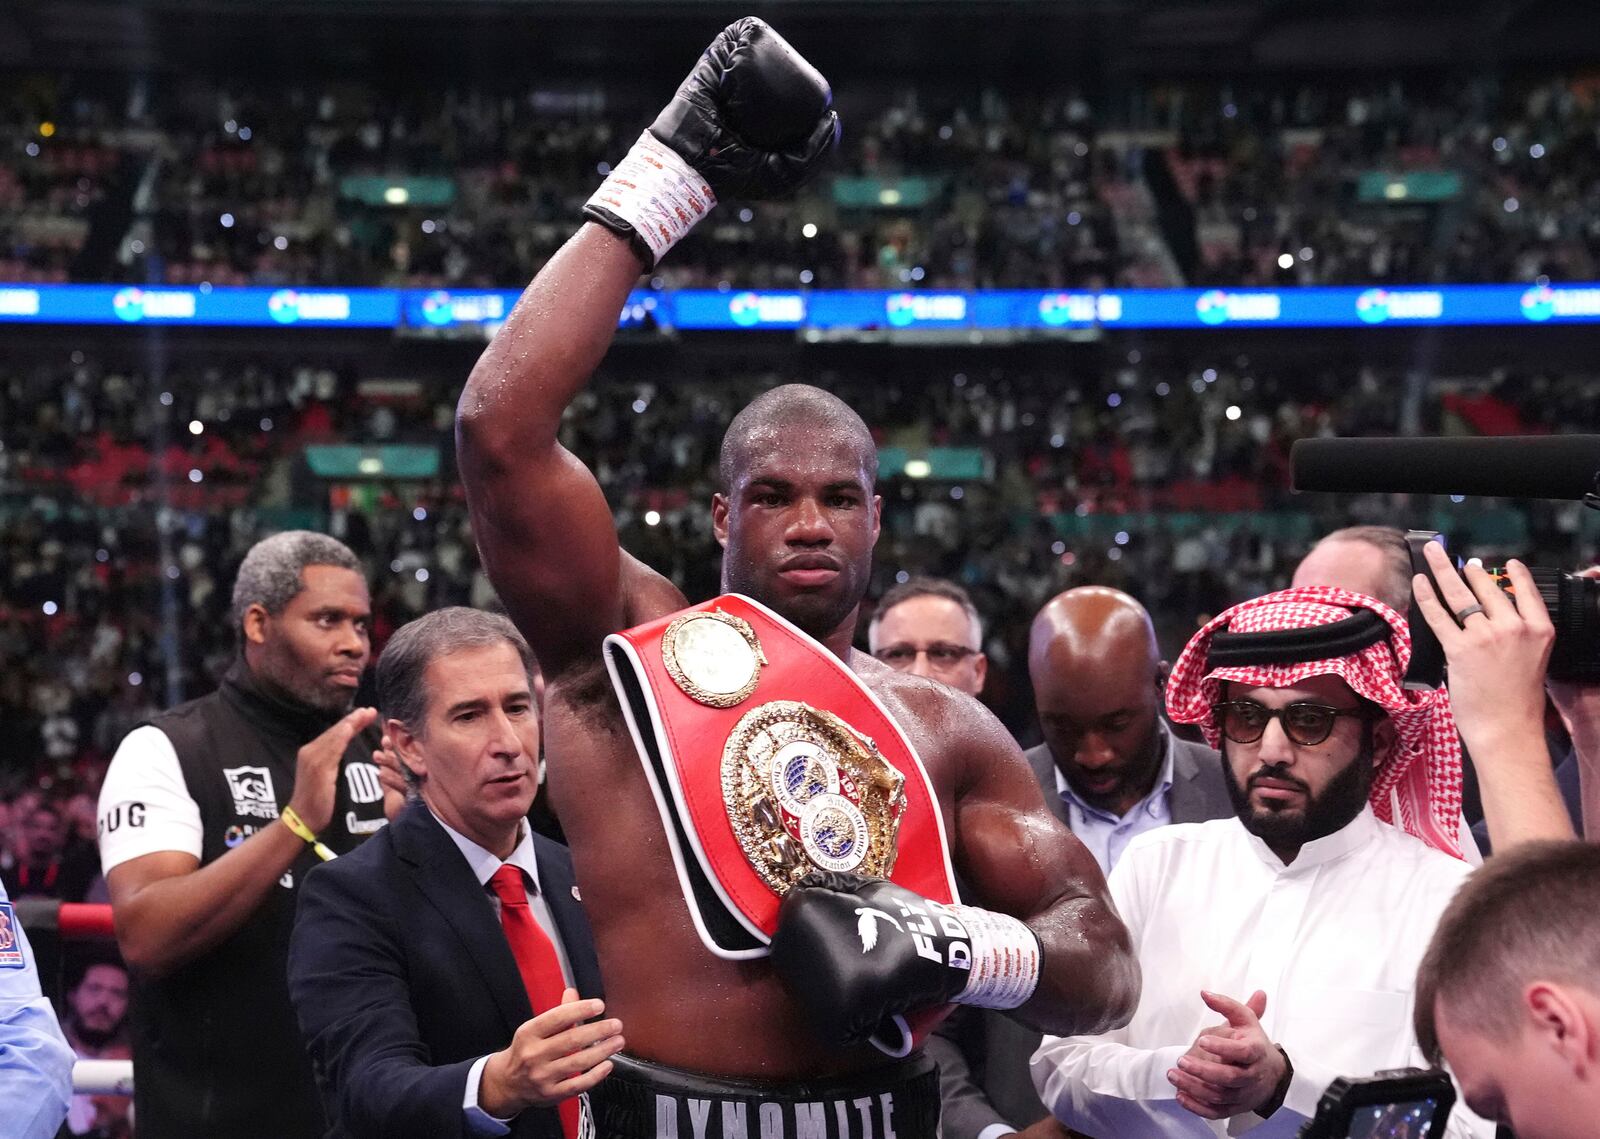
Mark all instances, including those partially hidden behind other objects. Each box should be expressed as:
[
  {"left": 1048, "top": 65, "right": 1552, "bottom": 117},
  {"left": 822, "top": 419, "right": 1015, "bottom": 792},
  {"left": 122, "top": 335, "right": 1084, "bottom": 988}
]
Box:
[{"left": 457, "top": 18, "right": 1137, "bottom": 1137}]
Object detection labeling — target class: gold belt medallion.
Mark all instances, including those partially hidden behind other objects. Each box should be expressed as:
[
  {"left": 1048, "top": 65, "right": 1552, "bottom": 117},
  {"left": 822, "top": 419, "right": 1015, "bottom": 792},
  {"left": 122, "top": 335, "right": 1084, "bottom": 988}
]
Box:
[
  {"left": 721, "top": 699, "right": 907, "bottom": 894},
  {"left": 661, "top": 608, "right": 767, "bottom": 708}
]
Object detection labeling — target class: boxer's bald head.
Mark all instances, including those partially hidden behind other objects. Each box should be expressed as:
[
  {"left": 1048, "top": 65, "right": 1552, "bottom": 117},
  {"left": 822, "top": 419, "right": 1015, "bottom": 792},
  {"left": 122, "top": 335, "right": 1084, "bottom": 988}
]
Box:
[
  {"left": 713, "top": 385, "right": 882, "bottom": 647},
  {"left": 718, "top": 385, "right": 877, "bottom": 493},
  {"left": 1029, "top": 587, "right": 1168, "bottom": 815}
]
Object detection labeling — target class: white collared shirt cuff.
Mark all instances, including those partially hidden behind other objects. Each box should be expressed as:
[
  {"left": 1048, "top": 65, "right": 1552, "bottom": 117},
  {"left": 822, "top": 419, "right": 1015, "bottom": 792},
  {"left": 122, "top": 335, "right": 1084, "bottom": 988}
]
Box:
[
  {"left": 463, "top": 1055, "right": 513, "bottom": 1136},
  {"left": 977, "top": 1125, "right": 1019, "bottom": 1139}
]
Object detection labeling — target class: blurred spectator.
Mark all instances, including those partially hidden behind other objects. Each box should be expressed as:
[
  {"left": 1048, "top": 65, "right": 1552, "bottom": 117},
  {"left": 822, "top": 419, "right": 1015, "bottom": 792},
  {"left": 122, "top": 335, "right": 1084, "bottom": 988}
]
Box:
[
  {"left": 866, "top": 576, "right": 988, "bottom": 696},
  {"left": 1291, "top": 525, "right": 1412, "bottom": 614},
  {"left": 0, "top": 798, "right": 98, "bottom": 903},
  {"left": 58, "top": 955, "right": 133, "bottom": 1139}
]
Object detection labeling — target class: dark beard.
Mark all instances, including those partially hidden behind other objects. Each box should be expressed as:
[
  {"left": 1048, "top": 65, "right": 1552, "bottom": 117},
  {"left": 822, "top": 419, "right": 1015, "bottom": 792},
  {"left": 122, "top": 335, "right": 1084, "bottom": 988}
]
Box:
[
  {"left": 69, "top": 1016, "right": 118, "bottom": 1050},
  {"left": 1222, "top": 725, "right": 1376, "bottom": 857}
]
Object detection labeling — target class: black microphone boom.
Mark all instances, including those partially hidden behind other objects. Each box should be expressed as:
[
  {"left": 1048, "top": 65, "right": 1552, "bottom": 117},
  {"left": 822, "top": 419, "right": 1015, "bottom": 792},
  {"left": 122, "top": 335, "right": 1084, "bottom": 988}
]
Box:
[{"left": 1290, "top": 435, "right": 1600, "bottom": 501}]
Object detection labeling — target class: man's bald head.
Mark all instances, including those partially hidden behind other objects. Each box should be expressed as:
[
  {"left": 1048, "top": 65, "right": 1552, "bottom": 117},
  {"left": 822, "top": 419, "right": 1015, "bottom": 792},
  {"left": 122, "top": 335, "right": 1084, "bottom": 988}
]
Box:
[
  {"left": 719, "top": 384, "right": 877, "bottom": 494},
  {"left": 1292, "top": 526, "right": 1412, "bottom": 613},
  {"left": 1030, "top": 587, "right": 1168, "bottom": 815}
]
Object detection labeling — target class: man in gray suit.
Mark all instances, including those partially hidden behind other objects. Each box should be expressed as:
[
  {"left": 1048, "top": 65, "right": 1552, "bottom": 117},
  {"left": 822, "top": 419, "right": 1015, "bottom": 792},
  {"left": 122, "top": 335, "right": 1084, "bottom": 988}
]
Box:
[{"left": 930, "top": 586, "right": 1233, "bottom": 1139}]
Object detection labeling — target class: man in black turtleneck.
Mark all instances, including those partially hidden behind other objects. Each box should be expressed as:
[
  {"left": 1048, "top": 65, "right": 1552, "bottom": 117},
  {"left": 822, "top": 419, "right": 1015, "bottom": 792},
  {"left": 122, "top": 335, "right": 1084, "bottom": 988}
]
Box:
[{"left": 96, "top": 531, "right": 389, "bottom": 1138}]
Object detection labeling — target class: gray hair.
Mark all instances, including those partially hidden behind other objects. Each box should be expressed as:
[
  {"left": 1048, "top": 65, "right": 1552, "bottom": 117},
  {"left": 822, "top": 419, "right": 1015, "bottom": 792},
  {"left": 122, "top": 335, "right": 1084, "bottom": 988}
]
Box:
[
  {"left": 376, "top": 608, "right": 535, "bottom": 791},
  {"left": 869, "top": 576, "right": 984, "bottom": 649},
  {"left": 231, "top": 531, "right": 362, "bottom": 634}
]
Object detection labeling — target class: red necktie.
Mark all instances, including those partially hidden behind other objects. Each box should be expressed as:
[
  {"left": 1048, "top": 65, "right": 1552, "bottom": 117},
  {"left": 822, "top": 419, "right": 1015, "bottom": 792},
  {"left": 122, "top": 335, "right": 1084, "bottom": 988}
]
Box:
[{"left": 487, "top": 863, "right": 580, "bottom": 1139}]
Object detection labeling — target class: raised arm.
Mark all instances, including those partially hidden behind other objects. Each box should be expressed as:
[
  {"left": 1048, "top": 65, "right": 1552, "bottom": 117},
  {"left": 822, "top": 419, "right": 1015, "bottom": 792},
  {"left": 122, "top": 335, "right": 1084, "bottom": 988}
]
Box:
[
  {"left": 456, "top": 226, "right": 649, "bottom": 673},
  {"left": 457, "top": 17, "right": 837, "bottom": 673}
]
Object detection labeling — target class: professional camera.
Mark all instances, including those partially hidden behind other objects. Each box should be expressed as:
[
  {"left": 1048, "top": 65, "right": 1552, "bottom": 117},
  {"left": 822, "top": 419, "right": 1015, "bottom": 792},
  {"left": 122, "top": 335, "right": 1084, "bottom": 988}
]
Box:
[
  {"left": 1297, "top": 1068, "right": 1455, "bottom": 1139},
  {"left": 1405, "top": 530, "right": 1600, "bottom": 687}
]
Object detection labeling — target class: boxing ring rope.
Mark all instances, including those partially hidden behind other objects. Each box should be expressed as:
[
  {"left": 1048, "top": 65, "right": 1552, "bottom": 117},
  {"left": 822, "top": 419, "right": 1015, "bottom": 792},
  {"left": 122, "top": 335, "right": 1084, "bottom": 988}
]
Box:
[
  {"left": 15, "top": 898, "right": 118, "bottom": 939},
  {"left": 17, "top": 900, "right": 136, "bottom": 1096}
]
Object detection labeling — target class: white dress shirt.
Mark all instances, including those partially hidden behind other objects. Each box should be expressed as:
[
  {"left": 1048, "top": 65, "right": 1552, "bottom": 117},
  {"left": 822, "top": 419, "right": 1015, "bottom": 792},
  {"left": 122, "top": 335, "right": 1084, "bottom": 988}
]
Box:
[
  {"left": 430, "top": 811, "right": 576, "bottom": 1136},
  {"left": 1031, "top": 808, "right": 1494, "bottom": 1139}
]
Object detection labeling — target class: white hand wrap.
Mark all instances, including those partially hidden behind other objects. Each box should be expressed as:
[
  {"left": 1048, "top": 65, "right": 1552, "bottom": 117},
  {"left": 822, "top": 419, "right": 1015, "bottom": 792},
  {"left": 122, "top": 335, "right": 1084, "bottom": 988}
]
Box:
[
  {"left": 585, "top": 131, "right": 718, "bottom": 265},
  {"left": 945, "top": 903, "right": 1041, "bottom": 1010}
]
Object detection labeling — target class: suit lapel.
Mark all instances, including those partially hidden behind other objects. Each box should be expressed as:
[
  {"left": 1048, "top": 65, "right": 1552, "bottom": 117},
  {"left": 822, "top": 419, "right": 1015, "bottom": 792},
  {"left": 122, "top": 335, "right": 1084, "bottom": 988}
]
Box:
[
  {"left": 1168, "top": 734, "right": 1224, "bottom": 824},
  {"left": 1026, "top": 744, "right": 1071, "bottom": 826},
  {"left": 533, "top": 835, "right": 603, "bottom": 1000},
  {"left": 392, "top": 803, "right": 532, "bottom": 1037}
]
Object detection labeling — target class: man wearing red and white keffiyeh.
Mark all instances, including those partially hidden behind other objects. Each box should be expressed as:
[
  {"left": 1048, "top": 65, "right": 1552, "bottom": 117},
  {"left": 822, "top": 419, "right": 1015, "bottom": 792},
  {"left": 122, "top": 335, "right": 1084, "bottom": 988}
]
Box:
[
  {"left": 1165, "top": 585, "right": 1465, "bottom": 859},
  {"left": 1030, "top": 587, "right": 1495, "bottom": 1139}
]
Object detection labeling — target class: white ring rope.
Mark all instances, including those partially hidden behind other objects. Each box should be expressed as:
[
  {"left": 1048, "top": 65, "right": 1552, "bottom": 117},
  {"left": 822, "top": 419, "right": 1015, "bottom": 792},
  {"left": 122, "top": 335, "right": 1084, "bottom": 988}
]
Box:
[{"left": 72, "top": 1059, "right": 134, "bottom": 1096}]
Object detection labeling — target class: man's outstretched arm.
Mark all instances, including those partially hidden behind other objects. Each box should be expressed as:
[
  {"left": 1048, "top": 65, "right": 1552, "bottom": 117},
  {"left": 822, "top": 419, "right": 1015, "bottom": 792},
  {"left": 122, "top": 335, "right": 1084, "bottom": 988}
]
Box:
[{"left": 457, "top": 17, "right": 838, "bottom": 673}]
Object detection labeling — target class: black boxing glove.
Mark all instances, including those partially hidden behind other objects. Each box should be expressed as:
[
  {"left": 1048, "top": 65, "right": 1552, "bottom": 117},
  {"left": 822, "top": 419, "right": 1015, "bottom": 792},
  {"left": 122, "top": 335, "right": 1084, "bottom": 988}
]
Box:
[
  {"left": 584, "top": 17, "right": 839, "bottom": 265},
  {"left": 770, "top": 872, "right": 1042, "bottom": 1052}
]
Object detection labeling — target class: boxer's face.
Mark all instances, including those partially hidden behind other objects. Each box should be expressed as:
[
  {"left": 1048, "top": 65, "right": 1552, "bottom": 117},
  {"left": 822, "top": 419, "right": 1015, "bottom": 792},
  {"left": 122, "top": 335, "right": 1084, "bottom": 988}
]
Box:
[
  {"left": 713, "top": 437, "right": 881, "bottom": 643},
  {"left": 395, "top": 642, "right": 539, "bottom": 854}
]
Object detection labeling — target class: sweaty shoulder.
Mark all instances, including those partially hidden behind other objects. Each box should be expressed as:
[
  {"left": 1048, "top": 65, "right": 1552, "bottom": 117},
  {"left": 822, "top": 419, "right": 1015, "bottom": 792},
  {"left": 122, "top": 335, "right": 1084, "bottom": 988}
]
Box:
[
  {"left": 853, "top": 654, "right": 1015, "bottom": 794},
  {"left": 856, "top": 652, "right": 994, "bottom": 733}
]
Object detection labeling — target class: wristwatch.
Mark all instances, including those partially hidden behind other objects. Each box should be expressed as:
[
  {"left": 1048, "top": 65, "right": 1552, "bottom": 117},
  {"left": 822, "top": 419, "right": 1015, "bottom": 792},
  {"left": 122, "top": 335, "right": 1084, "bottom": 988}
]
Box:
[{"left": 1255, "top": 1046, "right": 1294, "bottom": 1118}]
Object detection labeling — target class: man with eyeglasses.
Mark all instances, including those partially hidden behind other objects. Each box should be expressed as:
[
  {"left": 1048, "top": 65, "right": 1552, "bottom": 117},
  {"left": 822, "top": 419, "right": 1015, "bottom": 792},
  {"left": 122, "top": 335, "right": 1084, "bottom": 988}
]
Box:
[
  {"left": 867, "top": 577, "right": 988, "bottom": 697},
  {"left": 1031, "top": 586, "right": 1494, "bottom": 1139}
]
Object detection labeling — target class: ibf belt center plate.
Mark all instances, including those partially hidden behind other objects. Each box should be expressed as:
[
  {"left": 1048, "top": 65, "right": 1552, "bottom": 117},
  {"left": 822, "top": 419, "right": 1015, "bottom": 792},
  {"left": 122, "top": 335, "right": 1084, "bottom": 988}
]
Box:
[{"left": 721, "top": 699, "right": 907, "bottom": 894}]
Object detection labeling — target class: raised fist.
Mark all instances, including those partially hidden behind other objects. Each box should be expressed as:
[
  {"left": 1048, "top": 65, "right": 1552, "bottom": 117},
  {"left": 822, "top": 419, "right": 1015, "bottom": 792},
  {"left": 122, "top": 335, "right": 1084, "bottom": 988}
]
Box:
[
  {"left": 649, "top": 17, "right": 840, "bottom": 200},
  {"left": 585, "top": 18, "right": 839, "bottom": 264}
]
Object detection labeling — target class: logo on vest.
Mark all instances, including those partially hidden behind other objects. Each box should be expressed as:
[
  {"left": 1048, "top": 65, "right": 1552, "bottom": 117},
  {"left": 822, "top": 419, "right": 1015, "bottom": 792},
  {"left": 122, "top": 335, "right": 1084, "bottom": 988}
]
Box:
[
  {"left": 222, "top": 766, "right": 280, "bottom": 820},
  {"left": 344, "top": 762, "right": 385, "bottom": 805}
]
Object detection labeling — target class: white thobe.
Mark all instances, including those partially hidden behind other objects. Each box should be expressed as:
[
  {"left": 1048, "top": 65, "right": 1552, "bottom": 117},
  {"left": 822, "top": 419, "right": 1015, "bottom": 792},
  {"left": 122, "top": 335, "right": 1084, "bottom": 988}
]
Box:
[{"left": 1031, "top": 808, "right": 1494, "bottom": 1139}]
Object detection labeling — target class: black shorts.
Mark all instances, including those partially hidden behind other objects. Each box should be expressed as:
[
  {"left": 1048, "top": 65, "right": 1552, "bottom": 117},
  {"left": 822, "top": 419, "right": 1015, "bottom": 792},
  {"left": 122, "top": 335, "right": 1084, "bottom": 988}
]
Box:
[{"left": 588, "top": 1052, "right": 940, "bottom": 1138}]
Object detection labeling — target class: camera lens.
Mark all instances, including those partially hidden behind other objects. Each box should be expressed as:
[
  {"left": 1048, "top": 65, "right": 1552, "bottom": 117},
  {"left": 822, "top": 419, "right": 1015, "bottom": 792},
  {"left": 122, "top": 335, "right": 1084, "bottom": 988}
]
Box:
[{"left": 1530, "top": 568, "right": 1600, "bottom": 684}]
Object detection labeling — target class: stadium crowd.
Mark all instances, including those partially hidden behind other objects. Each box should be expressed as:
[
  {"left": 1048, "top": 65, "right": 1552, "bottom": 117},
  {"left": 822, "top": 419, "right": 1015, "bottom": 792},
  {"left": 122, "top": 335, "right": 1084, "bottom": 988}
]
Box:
[
  {"left": 4, "top": 74, "right": 1598, "bottom": 291},
  {"left": 4, "top": 32, "right": 1600, "bottom": 1139}
]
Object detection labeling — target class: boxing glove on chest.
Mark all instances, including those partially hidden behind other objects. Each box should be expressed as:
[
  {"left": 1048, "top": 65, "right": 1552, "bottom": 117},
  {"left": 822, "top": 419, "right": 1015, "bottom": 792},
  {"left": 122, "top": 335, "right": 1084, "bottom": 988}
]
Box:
[
  {"left": 585, "top": 17, "right": 839, "bottom": 265},
  {"left": 770, "top": 872, "right": 1042, "bottom": 1051}
]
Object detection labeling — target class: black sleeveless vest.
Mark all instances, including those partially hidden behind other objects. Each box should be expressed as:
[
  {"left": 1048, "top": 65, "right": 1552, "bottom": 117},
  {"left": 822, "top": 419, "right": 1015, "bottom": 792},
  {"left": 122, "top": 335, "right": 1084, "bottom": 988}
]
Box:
[{"left": 129, "top": 663, "right": 387, "bottom": 1138}]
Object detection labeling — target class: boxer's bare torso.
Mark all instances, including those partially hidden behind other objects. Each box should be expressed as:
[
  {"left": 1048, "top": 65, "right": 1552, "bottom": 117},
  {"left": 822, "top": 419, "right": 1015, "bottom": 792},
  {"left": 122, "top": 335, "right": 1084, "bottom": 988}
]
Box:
[
  {"left": 547, "top": 597, "right": 1046, "bottom": 1076},
  {"left": 459, "top": 225, "right": 1136, "bottom": 1081}
]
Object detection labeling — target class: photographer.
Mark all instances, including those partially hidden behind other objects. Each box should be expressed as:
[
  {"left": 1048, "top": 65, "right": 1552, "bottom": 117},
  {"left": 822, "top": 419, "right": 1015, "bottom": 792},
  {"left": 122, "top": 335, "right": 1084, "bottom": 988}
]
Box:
[{"left": 1409, "top": 543, "right": 1590, "bottom": 850}]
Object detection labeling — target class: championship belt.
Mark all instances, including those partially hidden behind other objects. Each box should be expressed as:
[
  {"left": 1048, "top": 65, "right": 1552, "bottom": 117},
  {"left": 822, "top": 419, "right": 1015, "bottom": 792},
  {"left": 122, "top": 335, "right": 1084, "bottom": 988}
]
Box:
[{"left": 603, "top": 594, "right": 959, "bottom": 964}]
